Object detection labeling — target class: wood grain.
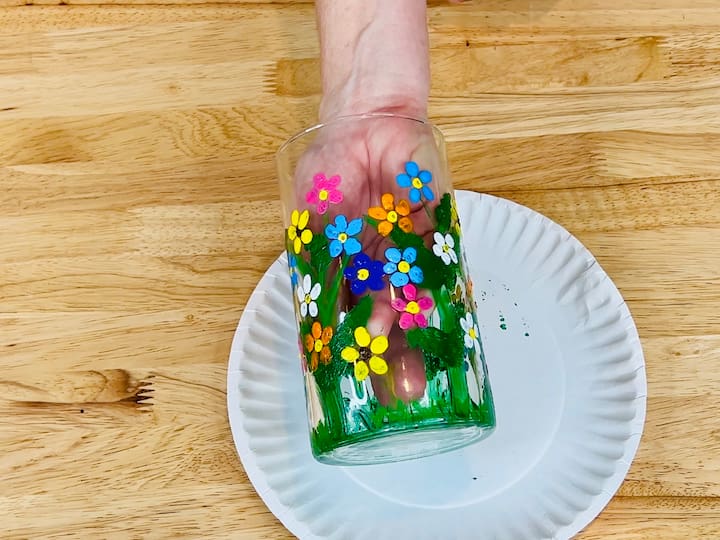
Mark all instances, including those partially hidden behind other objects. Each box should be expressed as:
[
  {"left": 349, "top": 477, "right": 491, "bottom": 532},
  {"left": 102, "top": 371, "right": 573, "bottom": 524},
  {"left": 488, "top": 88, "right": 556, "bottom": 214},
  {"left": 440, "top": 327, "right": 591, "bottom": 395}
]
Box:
[{"left": 1, "top": 1, "right": 719, "bottom": 538}]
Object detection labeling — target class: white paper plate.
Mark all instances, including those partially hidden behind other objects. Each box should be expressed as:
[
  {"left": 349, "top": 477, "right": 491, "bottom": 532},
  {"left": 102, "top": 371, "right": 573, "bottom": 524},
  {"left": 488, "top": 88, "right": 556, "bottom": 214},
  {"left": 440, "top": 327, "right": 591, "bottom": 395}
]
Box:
[{"left": 227, "top": 190, "right": 647, "bottom": 540}]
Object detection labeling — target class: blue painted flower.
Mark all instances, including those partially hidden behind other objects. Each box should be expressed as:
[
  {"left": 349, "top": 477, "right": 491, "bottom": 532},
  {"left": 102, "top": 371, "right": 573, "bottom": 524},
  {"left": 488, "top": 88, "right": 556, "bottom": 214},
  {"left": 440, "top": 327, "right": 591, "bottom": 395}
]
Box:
[
  {"left": 396, "top": 161, "right": 434, "bottom": 203},
  {"left": 344, "top": 253, "right": 385, "bottom": 295},
  {"left": 383, "top": 247, "right": 424, "bottom": 287},
  {"left": 288, "top": 254, "right": 299, "bottom": 287},
  {"left": 325, "top": 214, "right": 363, "bottom": 257}
]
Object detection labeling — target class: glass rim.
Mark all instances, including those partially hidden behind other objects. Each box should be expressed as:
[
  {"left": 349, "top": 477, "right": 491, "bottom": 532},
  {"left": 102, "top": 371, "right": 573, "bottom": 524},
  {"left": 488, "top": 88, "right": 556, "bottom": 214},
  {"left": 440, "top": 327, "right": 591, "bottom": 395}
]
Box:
[{"left": 276, "top": 112, "right": 443, "bottom": 158}]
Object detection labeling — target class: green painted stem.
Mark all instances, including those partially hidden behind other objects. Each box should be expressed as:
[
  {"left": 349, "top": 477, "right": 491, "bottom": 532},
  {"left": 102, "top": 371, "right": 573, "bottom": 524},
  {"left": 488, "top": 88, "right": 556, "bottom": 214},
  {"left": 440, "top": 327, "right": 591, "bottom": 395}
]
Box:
[
  {"left": 292, "top": 250, "right": 313, "bottom": 279},
  {"left": 314, "top": 381, "right": 346, "bottom": 450},
  {"left": 364, "top": 215, "right": 378, "bottom": 228},
  {"left": 321, "top": 255, "right": 348, "bottom": 326},
  {"left": 422, "top": 201, "right": 433, "bottom": 222},
  {"left": 431, "top": 285, "right": 470, "bottom": 415},
  {"left": 447, "top": 366, "right": 471, "bottom": 417},
  {"left": 432, "top": 286, "right": 455, "bottom": 333}
]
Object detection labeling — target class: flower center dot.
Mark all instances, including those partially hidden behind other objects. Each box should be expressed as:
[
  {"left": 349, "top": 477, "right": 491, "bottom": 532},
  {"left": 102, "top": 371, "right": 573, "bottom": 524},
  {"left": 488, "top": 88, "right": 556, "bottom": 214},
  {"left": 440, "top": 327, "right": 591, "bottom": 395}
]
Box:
[
  {"left": 398, "top": 261, "right": 410, "bottom": 273},
  {"left": 406, "top": 301, "right": 420, "bottom": 314},
  {"left": 314, "top": 339, "right": 323, "bottom": 353},
  {"left": 338, "top": 232, "right": 348, "bottom": 242},
  {"left": 358, "top": 347, "right": 372, "bottom": 362},
  {"left": 304, "top": 294, "right": 311, "bottom": 304},
  {"left": 443, "top": 244, "right": 450, "bottom": 253},
  {"left": 386, "top": 210, "right": 398, "bottom": 223},
  {"left": 357, "top": 268, "right": 370, "bottom": 281},
  {"left": 412, "top": 177, "right": 423, "bottom": 189},
  {"left": 469, "top": 328, "right": 477, "bottom": 339},
  {"left": 318, "top": 189, "right": 329, "bottom": 201}
]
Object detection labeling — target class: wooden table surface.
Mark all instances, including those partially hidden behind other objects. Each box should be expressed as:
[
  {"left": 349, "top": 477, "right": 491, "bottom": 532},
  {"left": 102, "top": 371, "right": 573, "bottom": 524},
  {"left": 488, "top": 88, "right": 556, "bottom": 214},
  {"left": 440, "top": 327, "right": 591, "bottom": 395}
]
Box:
[{"left": 2, "top": 1, "right": 719, "bottom": 538}]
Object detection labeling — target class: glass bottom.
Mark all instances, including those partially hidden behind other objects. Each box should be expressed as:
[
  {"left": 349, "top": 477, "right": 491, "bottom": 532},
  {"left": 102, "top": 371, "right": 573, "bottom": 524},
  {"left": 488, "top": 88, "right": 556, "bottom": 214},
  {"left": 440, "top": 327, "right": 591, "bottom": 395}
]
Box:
[{"left": 315, "top": 422, "right": 495, "bottom": 466}]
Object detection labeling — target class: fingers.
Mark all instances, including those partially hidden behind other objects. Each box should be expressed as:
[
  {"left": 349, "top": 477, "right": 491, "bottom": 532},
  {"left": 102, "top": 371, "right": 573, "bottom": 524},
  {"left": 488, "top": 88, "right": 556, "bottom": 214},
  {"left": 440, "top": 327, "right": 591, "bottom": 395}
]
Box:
[
  {"left": 366, "top": 285, "right": 396, "bottom": 337},
  {"left": 365, "top": 292, "right": 428, "bottom": 404},
  {"left": 291, "top": 123, "right": 371, "bottom": 234},
  {"left": 368, "top": 339, "right": 428, "bottom": 406},
  {"left": 385, "top": 325, "right": 428, "bottom": 402}
]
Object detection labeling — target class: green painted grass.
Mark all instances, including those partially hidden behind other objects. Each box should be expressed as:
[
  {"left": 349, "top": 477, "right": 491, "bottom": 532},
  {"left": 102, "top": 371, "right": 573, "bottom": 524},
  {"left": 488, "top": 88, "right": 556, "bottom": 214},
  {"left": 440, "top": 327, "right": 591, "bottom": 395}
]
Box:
[{"left": 310, "top": 368, "right": 495, "bottom": 457}]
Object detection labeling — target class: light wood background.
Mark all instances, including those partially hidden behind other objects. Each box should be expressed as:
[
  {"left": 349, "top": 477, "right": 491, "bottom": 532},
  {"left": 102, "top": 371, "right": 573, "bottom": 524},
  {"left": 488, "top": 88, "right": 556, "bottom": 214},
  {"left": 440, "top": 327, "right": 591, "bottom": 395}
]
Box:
[{"left": 1, "top": 1, "right": 719, "bottom": 538}]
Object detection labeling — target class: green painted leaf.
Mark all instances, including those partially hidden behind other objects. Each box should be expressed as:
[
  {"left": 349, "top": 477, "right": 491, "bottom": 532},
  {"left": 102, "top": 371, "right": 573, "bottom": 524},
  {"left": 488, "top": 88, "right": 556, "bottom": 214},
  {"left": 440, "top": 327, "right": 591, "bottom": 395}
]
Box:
[
  {"left": 435, "top": 193, "right": 453, "bottom": 233},
  {"left": 313, "top": 356, "right": 352, "bottom": 392},
  {"left": 388, "top": 227, "right": 424, "bottom": 250},
  {"left": 328, "top": 295, "right": 373, "bottom": 360},
  {"left": 406, "top": 326, "right": 465, "bottom": 371},
  {"left": 412, "top": 246, "right": 444, "bottom": 290},
  {"left": 289, "top": 250, "right": 313, "bottom": 280},
  {"left": 453, "top": 301, "right": 469, "bottom": 324},
  {"left": 424, "top": 355, "right": 442, "bottom": 380},
  {"left": 307, "top": 233, "right": 332, "bottom": 275}
]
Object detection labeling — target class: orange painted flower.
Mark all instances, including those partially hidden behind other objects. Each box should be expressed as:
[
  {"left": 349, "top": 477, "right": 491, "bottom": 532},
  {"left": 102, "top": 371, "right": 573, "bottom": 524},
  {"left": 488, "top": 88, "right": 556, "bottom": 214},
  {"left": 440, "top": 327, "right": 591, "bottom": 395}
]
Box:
[
  {"left": 368, "top": 193, "right": 413, "bottom": 237},
  {"left": 304, "top": 321, "right": 333, "bottom": 371}
]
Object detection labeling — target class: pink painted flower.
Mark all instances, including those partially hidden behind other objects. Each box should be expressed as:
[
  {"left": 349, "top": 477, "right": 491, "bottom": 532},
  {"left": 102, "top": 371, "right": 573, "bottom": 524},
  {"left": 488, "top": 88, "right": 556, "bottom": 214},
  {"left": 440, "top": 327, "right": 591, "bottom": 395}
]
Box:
[
  {"left": 306, "top": 173, "right": 343, "bottom": 215},
  {"left": 391, "top": 284, "right": 434, "bottom": 330}
]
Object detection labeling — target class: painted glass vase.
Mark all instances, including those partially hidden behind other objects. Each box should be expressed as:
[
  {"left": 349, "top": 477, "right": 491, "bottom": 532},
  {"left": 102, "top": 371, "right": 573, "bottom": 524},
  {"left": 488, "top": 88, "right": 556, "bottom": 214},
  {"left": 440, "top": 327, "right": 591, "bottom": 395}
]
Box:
[{"left": 276, "top": 113, "right": 495, "bottom": 465}]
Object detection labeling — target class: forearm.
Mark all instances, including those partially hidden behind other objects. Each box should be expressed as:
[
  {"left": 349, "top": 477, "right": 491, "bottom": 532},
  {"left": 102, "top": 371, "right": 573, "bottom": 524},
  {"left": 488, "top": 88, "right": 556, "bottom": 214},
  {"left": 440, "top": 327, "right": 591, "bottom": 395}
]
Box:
[{"left": 315, "top": 0, "right": 430, "bottom": 122}]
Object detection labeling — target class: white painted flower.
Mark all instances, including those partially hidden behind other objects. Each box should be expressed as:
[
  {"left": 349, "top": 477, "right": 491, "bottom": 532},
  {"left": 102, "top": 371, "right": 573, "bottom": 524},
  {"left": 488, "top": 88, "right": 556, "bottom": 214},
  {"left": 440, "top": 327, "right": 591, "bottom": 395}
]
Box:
[
  {"left": 432, "top": 232, "right": 458, "bottom": 265},
  {"left": 460, "top": 312, "right": 481, "bottom": 351},
  {"left": 296, "top": 274, "right": 321, "bottom": 318}
]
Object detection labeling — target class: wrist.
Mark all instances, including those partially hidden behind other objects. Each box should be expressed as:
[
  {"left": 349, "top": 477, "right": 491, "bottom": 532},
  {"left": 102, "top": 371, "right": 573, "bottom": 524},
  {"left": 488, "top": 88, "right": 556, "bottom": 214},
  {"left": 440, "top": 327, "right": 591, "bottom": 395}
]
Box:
[
  {"left": 319, "top": 87, "right": 427, "bottom": 123},
  {"left": 316, "top": 0, "right": 429, "bottom": 123}
]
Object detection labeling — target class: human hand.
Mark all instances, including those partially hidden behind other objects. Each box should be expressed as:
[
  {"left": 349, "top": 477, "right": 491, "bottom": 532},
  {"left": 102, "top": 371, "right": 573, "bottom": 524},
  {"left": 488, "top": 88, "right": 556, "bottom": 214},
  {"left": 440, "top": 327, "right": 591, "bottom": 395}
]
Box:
[{"left": 285, "top": 114, "right": 452, "bottom": 405}]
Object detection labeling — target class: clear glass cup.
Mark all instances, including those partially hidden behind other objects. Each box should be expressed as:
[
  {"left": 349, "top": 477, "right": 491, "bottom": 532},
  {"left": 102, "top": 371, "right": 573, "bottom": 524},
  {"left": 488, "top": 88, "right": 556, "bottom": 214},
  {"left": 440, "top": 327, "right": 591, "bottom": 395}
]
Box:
[{"left": 276, "top": 113, "right": 495, "bottom": 465}]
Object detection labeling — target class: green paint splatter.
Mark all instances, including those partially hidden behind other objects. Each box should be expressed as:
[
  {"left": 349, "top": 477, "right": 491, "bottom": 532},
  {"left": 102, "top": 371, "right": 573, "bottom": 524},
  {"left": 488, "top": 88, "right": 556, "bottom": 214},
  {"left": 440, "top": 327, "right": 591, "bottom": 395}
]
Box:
[{"left": 498, "top": 311, "right": 507, "bottom": 330}]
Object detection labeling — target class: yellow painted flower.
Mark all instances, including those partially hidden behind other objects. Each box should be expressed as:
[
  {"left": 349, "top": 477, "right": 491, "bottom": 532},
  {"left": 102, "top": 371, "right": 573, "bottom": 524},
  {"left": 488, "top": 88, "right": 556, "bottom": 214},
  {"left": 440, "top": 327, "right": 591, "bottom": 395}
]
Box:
[
  {"left": 340, "top": 326, "right": 389, "bottom": 381},
  {"left": 368, "top": 193, "right": 413, "bottom": 237},
  {"left": 304, "top": 321, "right": 333, "bottom": 371},
  {"left": 450, "top": 196, "right": 462, "bottom": 235},
  {"left": 287, "top": 209, "right": 313, "bottom": 254}
]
